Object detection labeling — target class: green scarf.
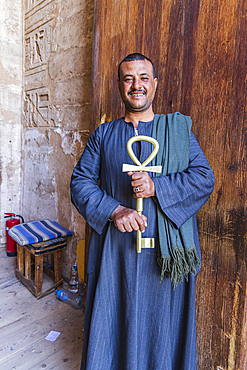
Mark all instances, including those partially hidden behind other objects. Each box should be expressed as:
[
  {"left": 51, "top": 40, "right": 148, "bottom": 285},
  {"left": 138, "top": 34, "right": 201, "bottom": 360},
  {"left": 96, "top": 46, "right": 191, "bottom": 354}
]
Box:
[{"left": 151, "top": 113, "right": 200, "bottom": 288}]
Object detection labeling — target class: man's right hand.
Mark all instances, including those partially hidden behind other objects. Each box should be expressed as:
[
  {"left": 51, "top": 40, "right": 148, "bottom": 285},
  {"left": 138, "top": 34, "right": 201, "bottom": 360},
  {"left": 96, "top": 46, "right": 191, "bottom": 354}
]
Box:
[{"left": 110, "top": 205, "right": 147, "bottom": 233}]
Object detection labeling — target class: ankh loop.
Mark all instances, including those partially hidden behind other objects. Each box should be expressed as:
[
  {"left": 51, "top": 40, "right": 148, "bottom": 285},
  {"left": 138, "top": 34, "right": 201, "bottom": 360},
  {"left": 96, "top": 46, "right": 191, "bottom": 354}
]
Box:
[{"left": 122, "top": 135, "right": 162, "bottom": 253}]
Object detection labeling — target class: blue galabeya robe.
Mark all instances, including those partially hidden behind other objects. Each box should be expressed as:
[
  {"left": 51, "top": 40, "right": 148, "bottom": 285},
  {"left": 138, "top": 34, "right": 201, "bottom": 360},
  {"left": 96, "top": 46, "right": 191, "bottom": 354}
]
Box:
[{"left": 70, "top": 116, "right": 215, "bottom": 370}]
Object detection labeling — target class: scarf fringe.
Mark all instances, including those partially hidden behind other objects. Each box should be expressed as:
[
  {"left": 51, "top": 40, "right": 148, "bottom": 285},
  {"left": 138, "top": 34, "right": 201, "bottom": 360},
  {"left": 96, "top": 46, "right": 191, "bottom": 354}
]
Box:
[{"left": 157, "top": 245, "right": 201, "bottom": 289}]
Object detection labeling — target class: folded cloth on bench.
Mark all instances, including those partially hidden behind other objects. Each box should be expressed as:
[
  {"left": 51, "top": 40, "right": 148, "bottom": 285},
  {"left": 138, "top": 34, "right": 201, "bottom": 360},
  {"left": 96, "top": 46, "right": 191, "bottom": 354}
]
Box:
[
  {"left": 25, "top": 238, "right": 67, "bottom": 255},
  {"left": 8, "top": 220, "right": 72, "bottom": 246}
]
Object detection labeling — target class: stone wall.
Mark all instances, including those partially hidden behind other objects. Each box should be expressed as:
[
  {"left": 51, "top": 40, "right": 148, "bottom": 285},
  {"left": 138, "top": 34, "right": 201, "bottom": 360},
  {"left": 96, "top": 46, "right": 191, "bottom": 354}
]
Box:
[
  {"left": 0, "top": 0, "right": 94, "bottom": 280},
  {"left": 22, "top": 0, "right": 94, "bottom": 279},
  {"left": 0, "top": 0, "right": 23, "bottom": 247}
]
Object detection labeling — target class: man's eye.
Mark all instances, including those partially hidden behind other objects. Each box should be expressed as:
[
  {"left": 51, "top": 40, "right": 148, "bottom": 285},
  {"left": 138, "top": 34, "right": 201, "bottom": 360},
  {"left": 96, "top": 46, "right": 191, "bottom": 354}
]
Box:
[
  {"left": 142, "top": 77, "right": 149, "bottom": 81},
  {"left": 125, "top": 78, "right": 132, "bottom": 82}
]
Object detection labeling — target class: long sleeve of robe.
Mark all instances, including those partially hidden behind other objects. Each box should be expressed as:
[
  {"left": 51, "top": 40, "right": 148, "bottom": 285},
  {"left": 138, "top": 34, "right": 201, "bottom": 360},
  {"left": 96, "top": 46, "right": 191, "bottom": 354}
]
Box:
[{"left": 70, "top": 117, "right": 215, "bottom": 370}]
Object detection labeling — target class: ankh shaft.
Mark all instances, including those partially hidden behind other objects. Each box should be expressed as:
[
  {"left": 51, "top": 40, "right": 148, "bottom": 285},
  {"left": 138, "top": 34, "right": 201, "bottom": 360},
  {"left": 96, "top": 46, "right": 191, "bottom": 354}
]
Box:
[
  {"left": 123, "top": 135, "right": 162, "bottom": 253},
  {"left": 136, "top": 198, "right": 143, "bottom": 253}
]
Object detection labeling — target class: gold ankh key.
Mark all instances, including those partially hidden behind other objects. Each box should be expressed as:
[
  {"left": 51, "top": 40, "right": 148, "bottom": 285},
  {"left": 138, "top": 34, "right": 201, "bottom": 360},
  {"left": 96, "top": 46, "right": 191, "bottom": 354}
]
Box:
[{"left": 122, "top": 135, "right": 162, "bottom": 253}]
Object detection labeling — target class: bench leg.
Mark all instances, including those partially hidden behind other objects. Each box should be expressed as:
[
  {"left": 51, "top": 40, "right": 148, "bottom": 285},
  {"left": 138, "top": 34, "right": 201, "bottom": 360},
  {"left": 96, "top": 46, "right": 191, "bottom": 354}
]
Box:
[
  {"left": 35, "top": 254, "right": 43, "bottom": 296},
  {"left": 54, "top": 250, "right": 62, "bottom": 283},
  {"left": 25, "top": 249, "right": 31, "bottom": 281},
  {"left": 17, "top": 244, "right": 24, "bottom": 274}
]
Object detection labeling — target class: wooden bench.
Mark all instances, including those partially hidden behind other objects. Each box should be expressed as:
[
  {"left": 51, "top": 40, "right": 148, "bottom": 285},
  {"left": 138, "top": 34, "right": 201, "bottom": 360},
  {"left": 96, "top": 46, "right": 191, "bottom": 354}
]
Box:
[
  {"left": 16, "top": 238, "right": 66, "bottom": 298},
  {"left": 8, "top": 220, "right": 72, "bottom": 299}
]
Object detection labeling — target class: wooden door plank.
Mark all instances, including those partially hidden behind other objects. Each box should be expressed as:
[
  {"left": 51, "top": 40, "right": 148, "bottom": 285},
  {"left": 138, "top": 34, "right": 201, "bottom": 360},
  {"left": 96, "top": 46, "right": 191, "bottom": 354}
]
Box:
[{"left": 91, "top": 0, "right": 247, "bottom": 368}]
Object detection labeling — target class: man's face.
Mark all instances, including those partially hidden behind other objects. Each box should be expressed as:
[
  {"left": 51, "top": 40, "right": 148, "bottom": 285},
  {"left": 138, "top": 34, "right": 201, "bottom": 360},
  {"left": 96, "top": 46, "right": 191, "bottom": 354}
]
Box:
[{"left": 118, "top": 60, "right": 158, "bottom": 114}]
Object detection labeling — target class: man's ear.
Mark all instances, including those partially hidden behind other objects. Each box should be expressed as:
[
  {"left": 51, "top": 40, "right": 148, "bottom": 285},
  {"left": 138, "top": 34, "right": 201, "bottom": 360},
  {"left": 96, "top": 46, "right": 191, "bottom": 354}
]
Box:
[{"left": 154, "top": 78, "right": 158, "bottom": 91}]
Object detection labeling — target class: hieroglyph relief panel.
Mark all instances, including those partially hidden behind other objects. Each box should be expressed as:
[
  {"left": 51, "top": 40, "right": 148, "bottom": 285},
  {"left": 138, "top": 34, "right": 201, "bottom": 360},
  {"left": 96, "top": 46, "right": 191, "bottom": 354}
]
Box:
[
  {"left": 24, "top": 0, "right": 55, "bottom": 127},
  {"left": 24, "top": 87, "right": 55, "bottom": 127},
  {"left": 25, "top": 26, "right": 52, "bottom": 70},
  {"left": 25, "top": 0, "right": 52, "bottom": 14}
]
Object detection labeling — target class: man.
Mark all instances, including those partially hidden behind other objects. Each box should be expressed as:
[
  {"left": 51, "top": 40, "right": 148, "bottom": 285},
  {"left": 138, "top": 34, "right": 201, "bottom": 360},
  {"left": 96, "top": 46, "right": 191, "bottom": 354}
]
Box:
[{"left": 71, "top": 53, "right": 215, "bottom": 370}]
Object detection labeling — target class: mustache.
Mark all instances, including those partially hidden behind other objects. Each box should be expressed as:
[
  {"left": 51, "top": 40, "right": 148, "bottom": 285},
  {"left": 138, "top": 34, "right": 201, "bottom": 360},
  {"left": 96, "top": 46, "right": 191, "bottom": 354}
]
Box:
[{"left": 128, "top": 89, "right": 146, "bottom": 95}]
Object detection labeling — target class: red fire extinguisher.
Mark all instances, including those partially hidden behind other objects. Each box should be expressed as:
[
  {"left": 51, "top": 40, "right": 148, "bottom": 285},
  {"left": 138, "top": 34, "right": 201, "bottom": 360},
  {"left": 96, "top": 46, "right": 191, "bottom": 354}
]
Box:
[{"left": 4, "top": 213, "right": 24, "bottom": 257}]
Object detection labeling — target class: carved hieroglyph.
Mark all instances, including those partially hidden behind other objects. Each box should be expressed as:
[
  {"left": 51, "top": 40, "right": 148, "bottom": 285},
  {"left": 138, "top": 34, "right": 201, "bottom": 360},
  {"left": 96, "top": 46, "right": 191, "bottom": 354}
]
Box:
[{"left": 24, "top": 0, "right": 55, "bottom": 127}]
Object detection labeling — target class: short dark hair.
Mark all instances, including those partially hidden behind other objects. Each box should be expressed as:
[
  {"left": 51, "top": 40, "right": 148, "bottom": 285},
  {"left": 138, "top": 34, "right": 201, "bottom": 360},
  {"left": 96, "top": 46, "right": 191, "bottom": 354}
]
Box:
[{"left": 118, "top": 53, "right": 155, "bottom": 80}]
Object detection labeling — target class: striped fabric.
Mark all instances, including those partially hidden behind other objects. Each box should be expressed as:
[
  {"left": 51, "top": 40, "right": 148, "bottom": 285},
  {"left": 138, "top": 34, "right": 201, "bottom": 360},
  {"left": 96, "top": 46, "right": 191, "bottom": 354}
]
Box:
[{"left": 8, "top": 220, "right": 72, "bottom": 246}]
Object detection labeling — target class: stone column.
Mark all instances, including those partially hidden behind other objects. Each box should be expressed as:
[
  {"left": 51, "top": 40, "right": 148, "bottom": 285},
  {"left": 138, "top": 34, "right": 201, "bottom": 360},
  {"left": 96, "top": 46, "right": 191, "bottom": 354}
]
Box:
[
  {"left": 22, "top": 0, "right": 94, "bottom": 279},
  {"left": 0, "top": 0, "right": 23, "bottom": 248}
]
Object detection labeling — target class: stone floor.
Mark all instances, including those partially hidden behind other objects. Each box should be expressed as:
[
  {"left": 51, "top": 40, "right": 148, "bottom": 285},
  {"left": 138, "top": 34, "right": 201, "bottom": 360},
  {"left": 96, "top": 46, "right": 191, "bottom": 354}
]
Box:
[{"left": 0, "top": 250, "right": 84, "bottom": 370}]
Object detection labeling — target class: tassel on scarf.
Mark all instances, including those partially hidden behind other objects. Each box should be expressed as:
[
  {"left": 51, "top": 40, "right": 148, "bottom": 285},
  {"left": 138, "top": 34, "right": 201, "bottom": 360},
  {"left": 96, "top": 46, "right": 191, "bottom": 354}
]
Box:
[
  {"left": 158, "top": 244, "right": 201, "bottom": 289},
  {"left": 184, "top": 245, "right": 201, "bottom": 274}
]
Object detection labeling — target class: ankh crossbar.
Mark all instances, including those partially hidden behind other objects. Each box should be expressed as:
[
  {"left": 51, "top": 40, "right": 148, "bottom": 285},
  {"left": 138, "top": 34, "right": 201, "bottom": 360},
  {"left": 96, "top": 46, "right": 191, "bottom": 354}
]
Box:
[{"left": 122, "top": 135, "right": 162, "bottom": 253}]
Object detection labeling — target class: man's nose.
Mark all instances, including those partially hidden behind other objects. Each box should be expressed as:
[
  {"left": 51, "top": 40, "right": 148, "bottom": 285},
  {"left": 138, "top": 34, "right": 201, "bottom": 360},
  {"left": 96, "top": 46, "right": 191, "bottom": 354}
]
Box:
[{"left": 132, "top": 77, "right": 141, "bottom": 90}]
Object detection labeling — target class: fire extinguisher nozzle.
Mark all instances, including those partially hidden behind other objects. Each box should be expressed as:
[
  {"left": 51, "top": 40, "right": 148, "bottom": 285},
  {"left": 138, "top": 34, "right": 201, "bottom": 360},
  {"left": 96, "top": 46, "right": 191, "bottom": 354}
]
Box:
[{"left": 16, "top": 215, "right": 24, "bottom": 223}]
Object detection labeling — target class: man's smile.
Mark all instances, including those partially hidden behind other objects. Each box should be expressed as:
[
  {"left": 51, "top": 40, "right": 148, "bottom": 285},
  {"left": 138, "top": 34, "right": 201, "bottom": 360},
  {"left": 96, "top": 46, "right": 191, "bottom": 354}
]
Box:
[{"left": 128, "top": 90, "right": 146, "bottom": 97}]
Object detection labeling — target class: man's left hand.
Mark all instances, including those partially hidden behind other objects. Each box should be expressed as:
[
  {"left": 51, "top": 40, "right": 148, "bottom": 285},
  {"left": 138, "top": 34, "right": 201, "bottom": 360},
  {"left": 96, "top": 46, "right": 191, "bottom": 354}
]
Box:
[{"left": 128, "top": 171, "right": 156, "bottom": 198}]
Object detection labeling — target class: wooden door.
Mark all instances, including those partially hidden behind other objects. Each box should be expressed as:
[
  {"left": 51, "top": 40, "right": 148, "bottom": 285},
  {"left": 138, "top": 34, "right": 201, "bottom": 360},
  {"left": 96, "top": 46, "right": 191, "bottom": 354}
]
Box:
[{"left": 90, "top": 1, "right": 247, "bottom": 368}]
